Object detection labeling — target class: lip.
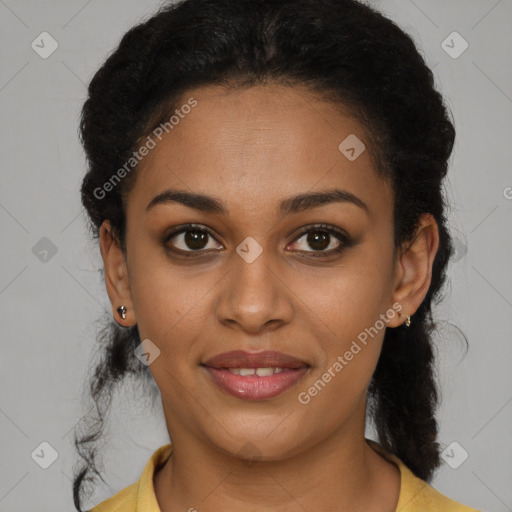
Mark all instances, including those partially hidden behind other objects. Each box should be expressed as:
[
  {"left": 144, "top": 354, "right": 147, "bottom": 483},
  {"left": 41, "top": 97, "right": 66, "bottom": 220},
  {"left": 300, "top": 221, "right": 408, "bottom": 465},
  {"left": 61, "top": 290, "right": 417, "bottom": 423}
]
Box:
[
  {"left": 202, "top": 350, "right": 310, "bottom": 401},
  {"left": 203, "top": 350, "right": 309, "bottom": 369},
  {"left": 203, "top": 366, "right": 309, "bottom": 400}
]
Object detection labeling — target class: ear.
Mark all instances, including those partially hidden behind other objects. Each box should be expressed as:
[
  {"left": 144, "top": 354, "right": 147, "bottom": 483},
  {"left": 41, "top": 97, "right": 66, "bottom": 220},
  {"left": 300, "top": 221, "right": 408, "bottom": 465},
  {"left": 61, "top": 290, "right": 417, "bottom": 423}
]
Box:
[
  {"left": 99, "top": 220, "right": 136, "bottom": 326},
  {"left": 387, "top": 213, "right": 440, "bottom": 328}
]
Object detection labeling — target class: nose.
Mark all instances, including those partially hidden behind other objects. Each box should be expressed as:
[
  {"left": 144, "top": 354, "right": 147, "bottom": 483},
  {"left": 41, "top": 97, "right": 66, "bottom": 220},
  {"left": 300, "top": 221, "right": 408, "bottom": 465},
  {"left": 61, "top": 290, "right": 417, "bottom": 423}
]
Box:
[{"left": 215, "top": 246, "right": 294, "bottom": 335}]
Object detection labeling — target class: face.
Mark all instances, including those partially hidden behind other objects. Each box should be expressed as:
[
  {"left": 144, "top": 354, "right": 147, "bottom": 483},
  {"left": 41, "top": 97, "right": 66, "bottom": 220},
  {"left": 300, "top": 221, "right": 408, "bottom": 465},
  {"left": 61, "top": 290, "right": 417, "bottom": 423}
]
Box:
[{"left": 100, "top": 83, "right": 436, "bottom": 460}]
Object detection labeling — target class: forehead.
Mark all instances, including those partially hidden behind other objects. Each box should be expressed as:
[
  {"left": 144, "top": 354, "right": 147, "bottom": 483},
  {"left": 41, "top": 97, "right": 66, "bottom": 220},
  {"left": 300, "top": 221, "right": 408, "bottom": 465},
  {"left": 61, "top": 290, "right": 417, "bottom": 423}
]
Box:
[{"left": 128, "top": 83, "right": 393, "bottom": 222}]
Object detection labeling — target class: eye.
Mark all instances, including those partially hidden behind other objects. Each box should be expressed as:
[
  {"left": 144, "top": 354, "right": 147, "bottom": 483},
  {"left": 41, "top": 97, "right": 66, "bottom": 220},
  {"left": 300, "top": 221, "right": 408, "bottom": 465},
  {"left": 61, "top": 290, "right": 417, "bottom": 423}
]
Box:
[
  {"left": 162, "top": 223, "right": 353, "bottom": 258},
  {"left": 163, "top": 224, "right": 222, "bottom": 254},
  {"left": 288, "top": 224, "right": 351, "bottom": 257}
]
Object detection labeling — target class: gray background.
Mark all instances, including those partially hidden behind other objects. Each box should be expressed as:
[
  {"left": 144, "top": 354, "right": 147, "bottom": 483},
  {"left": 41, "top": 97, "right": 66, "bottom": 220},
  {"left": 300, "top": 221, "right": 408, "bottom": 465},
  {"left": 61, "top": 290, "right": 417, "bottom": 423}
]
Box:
[{"left": 0, "top": 0, "right": 511, "bottom": 511}]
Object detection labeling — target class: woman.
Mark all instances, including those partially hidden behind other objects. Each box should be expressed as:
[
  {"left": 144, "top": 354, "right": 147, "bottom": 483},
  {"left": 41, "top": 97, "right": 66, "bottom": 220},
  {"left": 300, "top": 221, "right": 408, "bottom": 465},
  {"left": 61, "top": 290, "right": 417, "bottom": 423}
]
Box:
[{"left": 73, "top": 0, "right": 479, "bottom": 510}]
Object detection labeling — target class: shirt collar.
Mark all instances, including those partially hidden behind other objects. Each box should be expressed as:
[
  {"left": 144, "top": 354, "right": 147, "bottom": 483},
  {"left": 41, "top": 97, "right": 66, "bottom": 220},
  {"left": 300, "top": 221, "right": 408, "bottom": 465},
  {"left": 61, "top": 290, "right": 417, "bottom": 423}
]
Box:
[
  {"left": 366, "top": 438, "right": 431, "bottom": 510},
  {"left": 136, "top": 443, "right": 173, "bottom": 511},
  {"left": 135, "top": 439, "right": 425, "bottom": 511}
]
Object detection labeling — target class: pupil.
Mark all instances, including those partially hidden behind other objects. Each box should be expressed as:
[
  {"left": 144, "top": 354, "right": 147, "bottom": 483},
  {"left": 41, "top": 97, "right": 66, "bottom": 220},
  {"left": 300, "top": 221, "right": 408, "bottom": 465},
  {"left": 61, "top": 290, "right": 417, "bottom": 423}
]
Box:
[
  {"left": 185, "top": 230, "right": 208, "bottom": 249},
  {"left": 307, "top": 231, "right": 329, "bottom": 251},
  {"left": 182, "top": 230, "right": 331, "bottom": 251}
]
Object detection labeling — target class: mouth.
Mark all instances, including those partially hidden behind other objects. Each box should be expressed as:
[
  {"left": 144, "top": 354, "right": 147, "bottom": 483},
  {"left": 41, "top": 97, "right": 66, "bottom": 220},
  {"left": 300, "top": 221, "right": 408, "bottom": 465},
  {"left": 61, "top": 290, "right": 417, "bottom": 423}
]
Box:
[{"left": 201, "top": 350, "right": 310, "bottom": 401}]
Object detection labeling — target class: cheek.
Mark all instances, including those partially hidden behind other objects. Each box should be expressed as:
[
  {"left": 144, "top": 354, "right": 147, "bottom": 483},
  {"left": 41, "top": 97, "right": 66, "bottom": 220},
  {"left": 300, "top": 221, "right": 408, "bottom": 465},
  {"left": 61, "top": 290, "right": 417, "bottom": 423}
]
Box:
[
  {"left": 291, "top": 252, "right": 392, "bottom": 345},
  {"left": 293, "top": 316, "right": 385, "bottom": 440},
  {"left": 127, "top": 245, "right": 212, "bottom": 353},
  {"left": 134, "top": 276, "right": 209, "bottom": 353},
  {"left": 288, "top": 245, "right": 391, "bottom": 394}
]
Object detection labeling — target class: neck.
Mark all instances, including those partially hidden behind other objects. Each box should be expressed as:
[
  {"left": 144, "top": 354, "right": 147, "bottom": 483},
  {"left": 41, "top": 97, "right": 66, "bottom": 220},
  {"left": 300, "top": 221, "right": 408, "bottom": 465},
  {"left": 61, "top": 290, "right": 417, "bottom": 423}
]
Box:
[{"left": 154, "top": 414, "right": 400, "bottom": 511}]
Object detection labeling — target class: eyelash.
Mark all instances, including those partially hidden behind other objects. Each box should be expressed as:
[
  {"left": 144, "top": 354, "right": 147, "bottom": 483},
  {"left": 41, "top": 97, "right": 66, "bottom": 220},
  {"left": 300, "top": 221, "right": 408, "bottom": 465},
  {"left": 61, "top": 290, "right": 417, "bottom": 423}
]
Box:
[{"left": 162, "top": 223, "right": 353, "bottom": 259}]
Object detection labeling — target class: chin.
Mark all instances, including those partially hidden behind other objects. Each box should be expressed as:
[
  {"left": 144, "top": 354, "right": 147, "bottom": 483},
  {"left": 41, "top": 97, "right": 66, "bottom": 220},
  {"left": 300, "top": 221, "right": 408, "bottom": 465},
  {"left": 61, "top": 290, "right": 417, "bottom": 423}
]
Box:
[{"left": 205, "top": 420, "right": 307, "bottom": 462}]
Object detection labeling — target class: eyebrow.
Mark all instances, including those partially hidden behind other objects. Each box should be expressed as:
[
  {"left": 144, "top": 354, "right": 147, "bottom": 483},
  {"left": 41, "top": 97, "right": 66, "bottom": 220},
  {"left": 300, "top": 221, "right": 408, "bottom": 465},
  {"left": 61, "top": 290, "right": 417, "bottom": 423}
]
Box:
[{"left": 145, "top": 188, "right": 369, "bottom": 216}]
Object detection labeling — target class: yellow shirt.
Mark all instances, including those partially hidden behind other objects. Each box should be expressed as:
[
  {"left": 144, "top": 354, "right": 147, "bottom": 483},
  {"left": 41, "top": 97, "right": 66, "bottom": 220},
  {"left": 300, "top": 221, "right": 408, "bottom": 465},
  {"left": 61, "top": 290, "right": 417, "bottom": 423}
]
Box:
[{"left": 89, "top": 439, "right": 480, "bottom": 511}]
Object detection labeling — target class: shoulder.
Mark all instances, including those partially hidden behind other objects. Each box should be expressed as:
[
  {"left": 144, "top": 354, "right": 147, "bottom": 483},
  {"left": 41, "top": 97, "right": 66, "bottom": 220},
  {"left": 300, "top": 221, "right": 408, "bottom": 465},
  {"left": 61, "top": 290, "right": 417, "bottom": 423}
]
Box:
[
  {"left": 366, "top": 438, "right": 480, "bottom": 512},
  {"left": 88, "top": 443, "right": 173, "bottom": 512},
  {"left": 88, "top": 482, "right": 138, "bottom": 512},
  {"left": 400, "top": 475, "right": 480, "bottom": 511}
]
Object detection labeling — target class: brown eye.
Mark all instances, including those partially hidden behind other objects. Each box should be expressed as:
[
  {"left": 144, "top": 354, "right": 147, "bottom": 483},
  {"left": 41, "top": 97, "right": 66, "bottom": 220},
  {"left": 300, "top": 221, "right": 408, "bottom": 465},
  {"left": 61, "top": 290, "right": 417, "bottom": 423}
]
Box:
[
  {"left": 289, "top": 224, "right": 352, "bottom": 257},
  {"left": 162, "top": 223, "right": 352, "bottom": 259},
  {"left": 183, "top": 229, "right": 209, "bottom": 250},
  {"left": 304, "top": 230, "right": 331, "bottom": 251},
  {"left": 164, "top": 224, "right": 222, "bottom": 253}
]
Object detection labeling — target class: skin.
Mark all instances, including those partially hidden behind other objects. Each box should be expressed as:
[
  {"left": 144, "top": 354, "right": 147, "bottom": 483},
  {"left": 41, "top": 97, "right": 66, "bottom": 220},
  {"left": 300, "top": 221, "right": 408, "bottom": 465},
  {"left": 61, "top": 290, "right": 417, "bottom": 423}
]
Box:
[{"left": 99, "top": 83, "right": 439, "bottom": 511}]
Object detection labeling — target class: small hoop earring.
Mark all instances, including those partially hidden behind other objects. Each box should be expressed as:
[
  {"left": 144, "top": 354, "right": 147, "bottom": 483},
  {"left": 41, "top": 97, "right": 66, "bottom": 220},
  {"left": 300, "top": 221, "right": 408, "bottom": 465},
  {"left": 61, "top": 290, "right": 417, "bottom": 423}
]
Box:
[{"left": 117, "top": 305, "right": 127, "bottom": 320}]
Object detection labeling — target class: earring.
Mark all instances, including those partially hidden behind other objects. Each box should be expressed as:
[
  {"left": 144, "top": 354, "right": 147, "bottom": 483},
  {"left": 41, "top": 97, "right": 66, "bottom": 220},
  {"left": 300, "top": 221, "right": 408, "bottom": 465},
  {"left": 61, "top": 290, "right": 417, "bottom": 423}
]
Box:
[
  {"left": 405, "top": 314, "right": 411, "bottom": 327},
  {"left": 117, "top": 305, "right": 127, "bottom": 320}
]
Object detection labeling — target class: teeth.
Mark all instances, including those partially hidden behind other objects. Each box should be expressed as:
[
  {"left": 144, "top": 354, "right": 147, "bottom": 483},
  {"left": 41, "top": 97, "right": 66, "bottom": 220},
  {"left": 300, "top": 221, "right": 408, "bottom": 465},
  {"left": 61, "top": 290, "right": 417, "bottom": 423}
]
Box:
[
  {"left": 255, "top": 367, "right": 274, "bottom": 377},
  {"left": 227, "top": 367, "right": 283, "bottom": 376}
]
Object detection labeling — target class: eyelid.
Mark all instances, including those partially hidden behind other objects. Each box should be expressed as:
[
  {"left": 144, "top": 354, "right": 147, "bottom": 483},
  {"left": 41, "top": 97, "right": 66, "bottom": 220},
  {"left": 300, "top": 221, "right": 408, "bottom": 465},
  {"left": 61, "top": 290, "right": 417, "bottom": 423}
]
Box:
[
  {"left": 291, "top": 223, "right": 348, "bottom": 242},
  {"left": 289, "top": 223, "right": 349, "bottom": 255},
  {"left": 163, "top": 222, "right": 351, "bottom": 255},
  {"left": 163, "top": 223, "right": 222, "bottom": 251}
]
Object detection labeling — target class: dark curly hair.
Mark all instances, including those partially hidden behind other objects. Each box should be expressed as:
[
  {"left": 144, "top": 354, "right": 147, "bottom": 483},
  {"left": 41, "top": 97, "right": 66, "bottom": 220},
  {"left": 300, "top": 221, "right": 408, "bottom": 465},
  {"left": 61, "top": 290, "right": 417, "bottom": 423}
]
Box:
[{"left": 73, "top": 0, "right": 462, "bottom": 510}]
